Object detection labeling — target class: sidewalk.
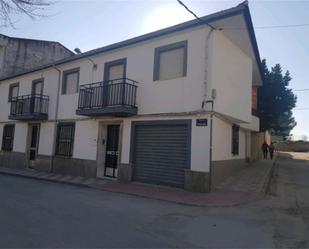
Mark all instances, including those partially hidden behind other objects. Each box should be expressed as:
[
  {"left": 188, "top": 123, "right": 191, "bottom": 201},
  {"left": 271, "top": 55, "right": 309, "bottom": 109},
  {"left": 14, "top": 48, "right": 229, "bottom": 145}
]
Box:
[
  {"left": 215, "top": 158, "right": 276, "bottom": 193},
  {"left": 0, "top": 158, "right": 276, "bottom": 207}
]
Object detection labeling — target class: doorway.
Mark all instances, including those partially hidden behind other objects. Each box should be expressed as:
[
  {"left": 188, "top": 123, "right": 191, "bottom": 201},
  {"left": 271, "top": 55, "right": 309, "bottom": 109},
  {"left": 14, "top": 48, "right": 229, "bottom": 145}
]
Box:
[
  {"left": 104, "top": 125, "right": 120, "bottom": 178},
  {"left": 28, "top": 124, "right": 40, "bottom": 167},
  {"left": 97, "top": 123, "right": 121, "bottom": 179},
  {"left": 103, "top": 58, "right": 126, "bottom": 107}
]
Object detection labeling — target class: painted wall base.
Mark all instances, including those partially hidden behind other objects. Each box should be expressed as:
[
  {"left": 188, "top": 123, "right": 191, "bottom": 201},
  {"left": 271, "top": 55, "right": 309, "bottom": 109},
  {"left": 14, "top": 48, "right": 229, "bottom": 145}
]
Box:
[
  {"left": 211, "top": 159, "right": 248, "bottom": 187},
  {"left": 0, "top": 151, "right": 27, "bottom": 169},
  {"left": 31, "top": 155, "right": 51, "bottom": 172},
  {"left": 117, "top": 163, "right": 133, "bottom": 183},
  {"left": 52, "top": 157, "right": 97, "bottom": 178},
  {"left": 184, "top": 170, "right": 210, "bottom": 192}
]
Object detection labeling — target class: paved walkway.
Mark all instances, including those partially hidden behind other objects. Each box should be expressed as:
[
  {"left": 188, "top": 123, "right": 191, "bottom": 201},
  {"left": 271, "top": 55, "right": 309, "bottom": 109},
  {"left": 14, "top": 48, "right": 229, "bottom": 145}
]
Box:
[
  {"left": 0, "top": 158, "right": 275, "bottom": 207},
  {"left": 216, "top": 158, "right": 276, "bottom": 193}
]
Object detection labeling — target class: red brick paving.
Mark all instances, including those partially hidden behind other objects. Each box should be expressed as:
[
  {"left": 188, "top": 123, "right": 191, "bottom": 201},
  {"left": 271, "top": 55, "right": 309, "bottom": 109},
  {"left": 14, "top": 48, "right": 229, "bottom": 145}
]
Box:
[{"left": 92, "top": 182, "right": 264, "bottom": 207}]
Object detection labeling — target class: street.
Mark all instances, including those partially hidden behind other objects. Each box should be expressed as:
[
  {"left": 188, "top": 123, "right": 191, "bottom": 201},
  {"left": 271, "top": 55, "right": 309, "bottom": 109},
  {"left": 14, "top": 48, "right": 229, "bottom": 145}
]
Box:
[{"left": 0, "top": 152, "right": 309, "bottom": 248}]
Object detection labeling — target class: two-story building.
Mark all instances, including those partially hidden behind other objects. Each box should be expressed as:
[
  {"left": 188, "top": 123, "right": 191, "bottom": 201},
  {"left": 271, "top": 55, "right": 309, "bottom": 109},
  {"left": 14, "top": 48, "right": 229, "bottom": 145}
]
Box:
[{"left": 0, "top": 2, "right": 262, "bottom": 192}]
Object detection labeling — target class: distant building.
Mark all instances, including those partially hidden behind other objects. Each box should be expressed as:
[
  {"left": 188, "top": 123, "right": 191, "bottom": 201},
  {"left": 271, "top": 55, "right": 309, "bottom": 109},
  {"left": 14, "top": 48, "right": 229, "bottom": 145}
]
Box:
[{"left": 0, "top": 34, "right": 74, "bottom": 78}]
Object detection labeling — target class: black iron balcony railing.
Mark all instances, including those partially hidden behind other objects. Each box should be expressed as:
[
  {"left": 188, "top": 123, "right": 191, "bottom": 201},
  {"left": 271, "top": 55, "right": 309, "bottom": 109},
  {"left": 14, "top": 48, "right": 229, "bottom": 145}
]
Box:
[
  {"left": 9, "top": 94, "right": 49, "bottom": 120},
  {"left": 76, "top": 78, "right": 138, "bottom": 117}
]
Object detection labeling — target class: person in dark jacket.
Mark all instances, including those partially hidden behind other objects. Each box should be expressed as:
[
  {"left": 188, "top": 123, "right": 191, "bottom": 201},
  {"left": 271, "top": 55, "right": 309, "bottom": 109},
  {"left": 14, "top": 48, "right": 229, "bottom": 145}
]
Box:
[
  {"left": 262, "top": 141, "right": 268, "bottom": 159},
  {"left": 269, "top": 142, "right": 275, "bottom": 160}
]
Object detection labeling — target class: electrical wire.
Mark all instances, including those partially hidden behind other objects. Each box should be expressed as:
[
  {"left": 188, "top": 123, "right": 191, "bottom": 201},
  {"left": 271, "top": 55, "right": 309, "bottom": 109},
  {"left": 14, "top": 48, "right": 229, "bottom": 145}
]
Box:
[
  {"left": 221, "top": 23, "right": 309, "bottom": 30},
  {"left": 176, "top": 0, "right": 309, "bottom": 31},
  {"left": 176, "top": 0, "right": 216, "bottom": 30}
]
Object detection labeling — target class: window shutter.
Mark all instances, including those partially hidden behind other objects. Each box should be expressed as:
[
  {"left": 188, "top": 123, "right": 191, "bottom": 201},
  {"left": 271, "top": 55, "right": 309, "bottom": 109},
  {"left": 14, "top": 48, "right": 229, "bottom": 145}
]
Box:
[{"left": 159, "top": 47, "right": 184, "bottom": 80}]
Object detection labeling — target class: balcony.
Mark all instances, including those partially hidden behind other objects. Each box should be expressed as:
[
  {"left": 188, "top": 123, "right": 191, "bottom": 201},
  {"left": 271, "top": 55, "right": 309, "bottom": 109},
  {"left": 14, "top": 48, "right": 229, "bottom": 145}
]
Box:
[
  {"left": 9, "top": 94, "right": 49, "bottom": 120},
  {"left": 76, "top": 78, "right": 138, "bottom": 117}
]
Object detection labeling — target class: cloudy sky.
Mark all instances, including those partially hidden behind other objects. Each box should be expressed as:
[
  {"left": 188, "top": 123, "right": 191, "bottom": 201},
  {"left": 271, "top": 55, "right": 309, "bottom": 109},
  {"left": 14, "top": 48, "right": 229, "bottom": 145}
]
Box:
[{"left": 1, "top": 0, "right": 308, "bottom": 139}]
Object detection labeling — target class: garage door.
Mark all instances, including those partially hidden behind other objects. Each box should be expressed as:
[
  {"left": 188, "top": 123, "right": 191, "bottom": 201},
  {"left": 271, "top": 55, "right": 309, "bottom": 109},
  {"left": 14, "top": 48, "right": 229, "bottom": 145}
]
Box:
[{"left": 132, "top": 120, "right": 191, "bottom": 188}]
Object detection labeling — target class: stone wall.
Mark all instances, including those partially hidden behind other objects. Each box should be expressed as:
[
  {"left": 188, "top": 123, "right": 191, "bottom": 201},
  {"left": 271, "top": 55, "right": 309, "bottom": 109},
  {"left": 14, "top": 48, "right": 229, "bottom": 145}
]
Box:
[{"left": 0, "top": 34, "right": 73, "bottom": 79}]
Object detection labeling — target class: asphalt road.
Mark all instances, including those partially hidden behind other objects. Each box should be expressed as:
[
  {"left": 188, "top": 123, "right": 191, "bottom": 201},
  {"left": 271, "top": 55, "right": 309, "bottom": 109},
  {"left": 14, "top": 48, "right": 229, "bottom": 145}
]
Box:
[{"left": 0, "top": 152, "right": 308, "bottom": 248}]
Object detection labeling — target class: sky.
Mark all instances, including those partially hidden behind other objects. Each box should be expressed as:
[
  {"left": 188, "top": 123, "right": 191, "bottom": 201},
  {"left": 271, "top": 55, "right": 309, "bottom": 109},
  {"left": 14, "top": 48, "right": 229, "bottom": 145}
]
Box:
[{"left": 1, "top": 0, "right": 308, "bottom": 139}]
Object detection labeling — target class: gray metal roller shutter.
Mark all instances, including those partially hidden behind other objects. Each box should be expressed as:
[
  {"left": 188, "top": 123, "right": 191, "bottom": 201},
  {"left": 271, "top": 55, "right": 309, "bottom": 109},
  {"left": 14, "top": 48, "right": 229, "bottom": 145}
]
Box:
[{"left": 132, "top": 122, "right": 190, "bottom": 188}]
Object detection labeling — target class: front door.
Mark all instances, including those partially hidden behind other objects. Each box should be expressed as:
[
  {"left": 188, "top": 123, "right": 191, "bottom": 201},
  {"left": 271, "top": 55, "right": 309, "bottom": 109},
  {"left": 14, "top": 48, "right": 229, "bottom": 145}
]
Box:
[
  {"left": 29, "top": 124, "right": 40, "bottom": 165},
  {"left": 104, "top": 125, "right": 120, "bottom": 178}
]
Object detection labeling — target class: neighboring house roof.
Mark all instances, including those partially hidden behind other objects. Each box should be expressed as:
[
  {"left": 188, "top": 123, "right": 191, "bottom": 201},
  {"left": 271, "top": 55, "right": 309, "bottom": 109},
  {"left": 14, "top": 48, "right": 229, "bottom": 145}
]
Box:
[
  {"left": 0, "top": 1, "right": 263, "bottom": 84},
  {"left": 0, "top": 33, "right": 74, "bottom": 56}
]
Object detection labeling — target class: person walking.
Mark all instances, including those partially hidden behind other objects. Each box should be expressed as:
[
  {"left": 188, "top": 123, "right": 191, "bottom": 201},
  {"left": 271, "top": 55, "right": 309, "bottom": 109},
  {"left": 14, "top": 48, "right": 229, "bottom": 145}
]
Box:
[
  {"left": 269, "top": 142, "right": 275, "bottom": 160},
  {"left": 262, "top": 141, "right": 268, "bottom": 159}
]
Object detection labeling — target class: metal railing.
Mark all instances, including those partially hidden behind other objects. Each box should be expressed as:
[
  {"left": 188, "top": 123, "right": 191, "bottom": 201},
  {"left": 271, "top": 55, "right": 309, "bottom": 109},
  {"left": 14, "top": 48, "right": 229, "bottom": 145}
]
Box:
[
  {"left": 10, "top": 94, "right": 49, "bottom": 116},
  {"left": 77, "top": 78, "right": 138, "bottom": 110}
]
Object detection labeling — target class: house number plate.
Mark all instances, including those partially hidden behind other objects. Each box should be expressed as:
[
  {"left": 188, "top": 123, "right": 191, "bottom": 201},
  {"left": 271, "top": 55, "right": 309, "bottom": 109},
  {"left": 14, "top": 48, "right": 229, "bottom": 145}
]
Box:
[{"left": 196, "top": 119, "right": 208, "bottom": 126}]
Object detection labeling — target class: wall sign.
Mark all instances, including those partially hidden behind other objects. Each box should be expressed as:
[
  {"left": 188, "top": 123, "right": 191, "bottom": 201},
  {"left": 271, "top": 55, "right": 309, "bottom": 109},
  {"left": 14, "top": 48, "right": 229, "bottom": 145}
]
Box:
[{"left": 196, "top": 119, "right": 208, "bottom": 126}]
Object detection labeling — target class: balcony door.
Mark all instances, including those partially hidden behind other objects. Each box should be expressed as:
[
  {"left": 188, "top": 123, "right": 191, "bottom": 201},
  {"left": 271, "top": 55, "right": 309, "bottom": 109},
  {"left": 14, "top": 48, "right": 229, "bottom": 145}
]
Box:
[
  {"left": 103, "top": 58, "right": 126, "bottom": 106},
  {"left": 32, "top": 79, "right": 44, "bottom": 113}
]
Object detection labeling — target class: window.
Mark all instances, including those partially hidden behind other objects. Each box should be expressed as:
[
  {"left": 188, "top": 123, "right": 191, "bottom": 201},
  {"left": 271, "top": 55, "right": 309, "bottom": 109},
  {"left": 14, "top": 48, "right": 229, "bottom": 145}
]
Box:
[
  {"left": 62, "top": 68, "right": 79, "bottom": 94},
  {"left": 55, "top": 123, "right": 75, "bottom": 157},
  {"left": 232, "top": 125, "right": 239, "bottom": 155},
  {"left": 2, "top": 124, "right": 15, "bottom": 151},
  {"left": 154, "top": 41, "right": 187, "bottom": 81},
  {"left": 8, "top": 83, "right": 19, "bottom": 102}
]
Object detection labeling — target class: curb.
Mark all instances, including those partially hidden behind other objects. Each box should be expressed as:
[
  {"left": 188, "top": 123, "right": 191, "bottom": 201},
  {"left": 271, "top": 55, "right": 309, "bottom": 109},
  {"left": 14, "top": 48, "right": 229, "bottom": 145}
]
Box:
[
  {"left": 0, "top": 165, "right": 273, "bottom": 208},
  {"left": 0, "top": 169, "right": 91, "bottom": 189}
]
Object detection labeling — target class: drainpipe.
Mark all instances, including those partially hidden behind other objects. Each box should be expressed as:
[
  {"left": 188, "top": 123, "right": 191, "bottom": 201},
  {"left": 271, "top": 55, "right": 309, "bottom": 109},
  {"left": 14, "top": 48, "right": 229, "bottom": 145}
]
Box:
[
  {"left": 205, "top": 100, "right": 214, "bottom": 191},
  {"left": 50, "top": 65, "right": 61, "bottom": 173},
  {"left": 202, "top": 28, "right": 214, "bottom": 110},
  {"left": 201, "top": 27, "right": 215, "bottom": 192}
]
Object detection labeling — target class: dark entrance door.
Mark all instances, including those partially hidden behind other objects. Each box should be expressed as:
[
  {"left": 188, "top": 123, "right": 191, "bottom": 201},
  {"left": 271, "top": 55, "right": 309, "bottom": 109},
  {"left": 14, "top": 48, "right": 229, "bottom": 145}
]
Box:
[
  {"left": 29, "top": 124, "right": 40, "bottom": 162},
  {"left": 104, "top": 125, "right": 120, "bottom": 178}
]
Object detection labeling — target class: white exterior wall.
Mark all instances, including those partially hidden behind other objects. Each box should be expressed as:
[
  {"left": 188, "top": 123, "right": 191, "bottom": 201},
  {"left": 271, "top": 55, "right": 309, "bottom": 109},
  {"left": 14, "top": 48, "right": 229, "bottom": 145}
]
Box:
[
  {"left": 121, "top": 114, "right": 211, "bottom": 173},
  {"left": 209, "top": 31, "right": 253, "bottom": 123},
  {"left": 56, "top": 26, "right": 208, "bottom": 119},
  {"left": 240, "top": 115, "right": 260, "bottom": 132},
  {"left": 212, "top": 116, "right": 246, "bottom": 161}
]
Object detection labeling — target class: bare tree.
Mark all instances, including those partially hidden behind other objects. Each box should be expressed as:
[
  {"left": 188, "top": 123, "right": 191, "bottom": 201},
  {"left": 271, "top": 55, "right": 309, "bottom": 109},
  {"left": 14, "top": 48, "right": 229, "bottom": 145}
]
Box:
[
  {"left": 301, "top": 135, "right": 308, "bottom": 142},
  {"left": 0, "top": 0, "right": 52, "bottom": 27}
]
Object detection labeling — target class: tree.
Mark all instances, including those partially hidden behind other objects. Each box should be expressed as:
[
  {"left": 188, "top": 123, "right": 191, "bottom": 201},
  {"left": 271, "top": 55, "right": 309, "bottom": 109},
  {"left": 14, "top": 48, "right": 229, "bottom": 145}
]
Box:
[
  {"left": 258, "top": 59, "right": 297, "bottom": 138},
  {"left": 0, "top": 0, "right": 51, "bottom": 27}
]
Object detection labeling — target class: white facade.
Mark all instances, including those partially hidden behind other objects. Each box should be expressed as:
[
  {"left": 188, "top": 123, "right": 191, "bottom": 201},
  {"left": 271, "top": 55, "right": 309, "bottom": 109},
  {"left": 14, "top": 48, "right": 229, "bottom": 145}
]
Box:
[{"left": 0, "top": 3, "right": 263, "bottom": 190}]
